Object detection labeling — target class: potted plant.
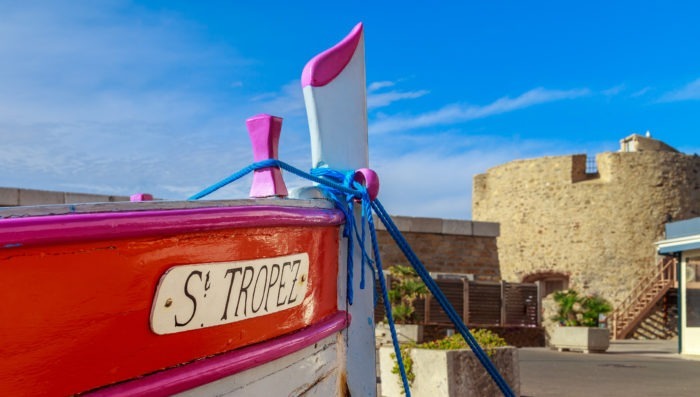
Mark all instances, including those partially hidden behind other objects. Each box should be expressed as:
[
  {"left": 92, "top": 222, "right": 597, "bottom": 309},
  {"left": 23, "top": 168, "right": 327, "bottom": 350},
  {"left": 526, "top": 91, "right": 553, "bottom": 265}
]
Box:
[
  {"left": 379, "top": 329, "right": 520, "bottom": 397},
  {"left": 548, "top": 289, "right": 612, "bottom": 353},
  {"left": 376, "top": 265, "right": 428, "bottom": 345}
]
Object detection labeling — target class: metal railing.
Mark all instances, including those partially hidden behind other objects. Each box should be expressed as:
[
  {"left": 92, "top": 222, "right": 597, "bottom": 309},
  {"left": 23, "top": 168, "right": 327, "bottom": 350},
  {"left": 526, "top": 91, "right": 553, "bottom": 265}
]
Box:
[
  {"left": 586, "top": 155, "right": 598, "bottom": 174},
  {"left": 611, "top": 256, "right": 676, "bottom": 339}
]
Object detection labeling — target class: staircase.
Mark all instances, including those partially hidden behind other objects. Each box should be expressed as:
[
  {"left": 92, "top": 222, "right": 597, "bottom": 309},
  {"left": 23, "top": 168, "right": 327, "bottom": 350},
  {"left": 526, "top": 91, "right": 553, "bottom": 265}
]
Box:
[{"left": 611, "top": 256, "right": 677, "bottom": 340}]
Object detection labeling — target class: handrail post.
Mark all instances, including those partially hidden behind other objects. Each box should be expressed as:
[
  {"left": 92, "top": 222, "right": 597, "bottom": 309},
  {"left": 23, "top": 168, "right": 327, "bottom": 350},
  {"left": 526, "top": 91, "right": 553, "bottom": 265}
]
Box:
[
  {"left": 463, "top": 279, "right": 470, "bottom": 325},
  {"left": 500, "top": 281, "right": 506, "bottom": 326},
  {"left": 671, "top": 257, "right": 676, "bottom": 282}
]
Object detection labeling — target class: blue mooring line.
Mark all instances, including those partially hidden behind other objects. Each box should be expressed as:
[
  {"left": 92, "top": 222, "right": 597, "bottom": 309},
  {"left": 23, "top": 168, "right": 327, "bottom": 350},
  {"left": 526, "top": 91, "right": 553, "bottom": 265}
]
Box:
[
  {"left": 373, "top": 199, "right": 515, "bottom": 397},
  {"left": 190, "top": 160, "right": 515, "bottom": 397}
]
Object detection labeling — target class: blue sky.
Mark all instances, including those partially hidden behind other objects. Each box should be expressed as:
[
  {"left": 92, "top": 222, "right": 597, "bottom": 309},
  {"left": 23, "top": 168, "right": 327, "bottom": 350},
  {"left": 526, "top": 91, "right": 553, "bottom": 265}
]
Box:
[{"left": 1, "top": 1, "right": 699, "bottom": 219}]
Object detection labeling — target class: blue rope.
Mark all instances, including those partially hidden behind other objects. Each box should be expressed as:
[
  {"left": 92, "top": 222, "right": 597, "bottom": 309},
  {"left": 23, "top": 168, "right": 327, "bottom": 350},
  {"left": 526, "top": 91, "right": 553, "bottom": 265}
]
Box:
[
  {"left": 310, "top": 168, "right": 358, "bottom": 305},
  {"left": 367, "top": 205, "right": 412, "bottom": 396},
  {"left": 189, "top": 159, "right": 515, "bottom": 397},
  {"left": 189, "top": 160, "right": 367, "bottom": 305},
  {"left": 189, "top": 159, "right": 413, "bottom": 394},
  {"left": 372, "top": 199, "right": 516, "bottom": 397},
  {"left": 188, "top": 159, "right": 362, "bottom": 200}
]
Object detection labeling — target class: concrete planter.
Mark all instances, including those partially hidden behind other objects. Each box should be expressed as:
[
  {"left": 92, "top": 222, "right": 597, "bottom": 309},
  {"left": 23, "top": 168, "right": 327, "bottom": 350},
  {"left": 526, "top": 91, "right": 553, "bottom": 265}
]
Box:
[
  {"left": 379, "top": 346, "right": 520, "bottom": 397},
  {"left": 375, "top": 323, "right": 424, "bottom": 346},
  {"left": 549, "top": 326, "right": 610, "bottom": 353}
]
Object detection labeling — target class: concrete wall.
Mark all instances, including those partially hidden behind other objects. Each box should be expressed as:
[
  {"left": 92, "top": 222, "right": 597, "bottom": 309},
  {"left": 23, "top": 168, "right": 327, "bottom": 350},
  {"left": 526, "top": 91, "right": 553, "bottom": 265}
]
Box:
[
  {"left": 374, "top": 215, "right": 501, "bottom": 281},
  {"left": 0, "top": 187, "right": 130, "bottom": 207},
  {"left": 473, "top": 148, "right": 700, "bottom": 306}
]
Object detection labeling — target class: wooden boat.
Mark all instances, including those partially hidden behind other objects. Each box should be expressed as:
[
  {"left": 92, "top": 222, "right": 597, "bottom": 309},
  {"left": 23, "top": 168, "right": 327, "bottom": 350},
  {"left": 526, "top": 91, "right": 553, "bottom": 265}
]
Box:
[{"left": 0, "top": 23, "right": 376, "bottom": 396}]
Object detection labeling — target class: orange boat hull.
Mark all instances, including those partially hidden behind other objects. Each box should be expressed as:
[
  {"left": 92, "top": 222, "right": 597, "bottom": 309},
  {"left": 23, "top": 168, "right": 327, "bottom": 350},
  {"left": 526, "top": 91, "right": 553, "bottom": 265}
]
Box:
[{"left": 0, "top": 204, "right": 342, "bottom": 397}]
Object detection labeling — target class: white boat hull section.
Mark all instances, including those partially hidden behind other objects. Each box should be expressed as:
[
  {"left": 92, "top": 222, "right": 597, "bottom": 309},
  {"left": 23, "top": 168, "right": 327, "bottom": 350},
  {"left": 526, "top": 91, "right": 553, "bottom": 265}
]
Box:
[{"left": 176, "top": 333, "right": 345, "bottom": 397}]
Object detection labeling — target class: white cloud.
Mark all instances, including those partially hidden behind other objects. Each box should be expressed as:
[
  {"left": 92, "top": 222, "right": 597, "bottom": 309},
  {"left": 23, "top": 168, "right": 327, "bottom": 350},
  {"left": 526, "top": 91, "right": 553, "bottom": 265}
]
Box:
[
  {"left": 368, "top": 81, "right": 396, "bottom": 92},
  {"left": 658, "top": 78, "right": 700, "bottom": 102},
  {"left": 367, "top": 89, "right": 429, "bottom": 109},
  {"left": 602, "top": 84, "right": 625, "bottom": 96},
  {"left": 0, "top": 2, "right": 252, "bottom": 124},
  {"left": 369, "top": 87, "right": 591, "bottom": 134},
  {"left": 0, "top": 3, "right": 626, "bottom": 222},
  {"left": 251, "top": 80, "right": 306, "bottom": 116},
  {"left": 0, "top": 2, "right": 311, "bottom": 201},
  {"left": 366, "top": 80, "right": 429, "bottom": 109},
  {"left": 630, "top": 87, "right": 652, "bottom": 98}
]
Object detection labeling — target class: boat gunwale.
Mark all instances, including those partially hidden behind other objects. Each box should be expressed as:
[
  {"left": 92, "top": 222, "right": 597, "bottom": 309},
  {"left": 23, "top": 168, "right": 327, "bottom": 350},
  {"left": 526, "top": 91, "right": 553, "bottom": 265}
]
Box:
[
  {"left": 0, "top": 197, "right": 336, "bottom": 218},
  {"left": 0, "top": 199, "right": 345, "bottom": 249}
]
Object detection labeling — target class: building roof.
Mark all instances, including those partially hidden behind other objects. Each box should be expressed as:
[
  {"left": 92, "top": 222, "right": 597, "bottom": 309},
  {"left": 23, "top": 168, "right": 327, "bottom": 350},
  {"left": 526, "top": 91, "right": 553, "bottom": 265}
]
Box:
[
  {"left": 657, "top": 217, "right": 700, "bottom": 254},
  {"left": 619, "top": 133, "right": 679, "bottom": 153}
]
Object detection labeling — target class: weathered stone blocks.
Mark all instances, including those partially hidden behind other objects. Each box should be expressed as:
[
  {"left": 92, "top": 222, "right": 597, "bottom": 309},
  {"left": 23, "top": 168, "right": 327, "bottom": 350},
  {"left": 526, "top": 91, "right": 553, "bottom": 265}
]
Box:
[{"left": 473, "top": 149, "right": 700, "bottom": 307}]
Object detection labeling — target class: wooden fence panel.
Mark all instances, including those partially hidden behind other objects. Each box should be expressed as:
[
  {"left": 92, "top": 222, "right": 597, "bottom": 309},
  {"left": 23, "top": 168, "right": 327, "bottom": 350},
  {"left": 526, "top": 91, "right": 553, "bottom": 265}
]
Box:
[
  {"left": 504, "top": 283, "right": 539, "bottom": 327},
  {"left": 375, "top": 280, "right": 386, "bottom": 324},
  {"left": 374, "top": 275, "right": 540, "bottom": 328},
  {"left": 467, "top": 281, "right": 502, "bottom": 326},
  {"left": 425, "top": 279, "right": 464, "bottom": 324}
]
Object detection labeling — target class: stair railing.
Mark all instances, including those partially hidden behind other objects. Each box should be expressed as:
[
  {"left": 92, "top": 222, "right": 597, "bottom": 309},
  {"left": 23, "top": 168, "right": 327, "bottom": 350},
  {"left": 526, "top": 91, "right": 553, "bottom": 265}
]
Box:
[{"left": 611, "top": 256, "right": 676, "bottom": 340}]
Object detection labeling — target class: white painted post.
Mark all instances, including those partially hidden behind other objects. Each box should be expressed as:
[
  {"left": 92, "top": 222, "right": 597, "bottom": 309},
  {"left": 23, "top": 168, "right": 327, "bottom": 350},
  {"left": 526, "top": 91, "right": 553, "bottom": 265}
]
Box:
[
  {"left": 301, "top": 23, "right": 376, "bottom": 396},
  {"left": 302, "top": 23, "right": 369, "bottom": 172}
]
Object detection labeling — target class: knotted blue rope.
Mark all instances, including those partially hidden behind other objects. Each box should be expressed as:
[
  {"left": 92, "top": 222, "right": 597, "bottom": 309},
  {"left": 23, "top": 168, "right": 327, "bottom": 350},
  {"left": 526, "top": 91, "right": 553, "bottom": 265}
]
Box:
[
  {"left": 189, "top": 159, "right": 413, "bottom": 394},
  {"left": 189, "top": 159, "right": 515, "bottom": 397},
  {"left": 309, "top": 168, "right": 359, "bottom": 305},
  {"left": 188, "top": 159, "right": 361, "bottom": 200}
]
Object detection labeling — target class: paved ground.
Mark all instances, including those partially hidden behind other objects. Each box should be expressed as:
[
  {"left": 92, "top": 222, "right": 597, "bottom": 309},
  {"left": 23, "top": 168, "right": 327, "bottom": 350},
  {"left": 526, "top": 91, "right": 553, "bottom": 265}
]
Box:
[{"left": 520, "top": 339, "right": 700, "bottom": 396}]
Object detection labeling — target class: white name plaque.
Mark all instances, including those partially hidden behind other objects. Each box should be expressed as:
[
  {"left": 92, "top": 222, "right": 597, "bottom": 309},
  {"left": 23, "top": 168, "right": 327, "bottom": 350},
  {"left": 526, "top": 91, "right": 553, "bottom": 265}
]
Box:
[{"left": 150, "top": 253, "right": 309, "bottom": 335}]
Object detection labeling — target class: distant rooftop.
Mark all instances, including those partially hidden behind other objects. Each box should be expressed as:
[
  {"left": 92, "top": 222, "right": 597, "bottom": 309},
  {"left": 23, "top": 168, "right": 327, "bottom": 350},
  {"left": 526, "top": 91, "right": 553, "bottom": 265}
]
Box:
[
  {"left": 0, "top": 187, "right": 130, "bottom": 207},
  {"left": 619, "top": 132, "right": 678, "bottom": 153},
  {"left": 665, "top": 217, "right": 700, "bottom": 240},
  {"left": 657, "top": 216, "right": 700, "bottom": 254}
]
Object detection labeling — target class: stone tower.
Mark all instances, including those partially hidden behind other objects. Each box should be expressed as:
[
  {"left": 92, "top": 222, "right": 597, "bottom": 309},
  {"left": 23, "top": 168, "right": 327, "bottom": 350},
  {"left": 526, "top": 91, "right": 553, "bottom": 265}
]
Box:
[{"left": 472, "top": 134, "right": 700, "bottom": 306}]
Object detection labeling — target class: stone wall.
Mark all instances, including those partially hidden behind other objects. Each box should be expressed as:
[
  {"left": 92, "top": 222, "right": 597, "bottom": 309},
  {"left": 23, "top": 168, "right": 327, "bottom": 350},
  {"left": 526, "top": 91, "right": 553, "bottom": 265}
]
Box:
[
  {"left": 473, "top": 149, "right": 700, "bottom": 307},
  {"left": 0, "top": 187, "right": 129, "bottom": 206},
  {"left": 374, "top": 215, "right": 501, "bottom": 281}
]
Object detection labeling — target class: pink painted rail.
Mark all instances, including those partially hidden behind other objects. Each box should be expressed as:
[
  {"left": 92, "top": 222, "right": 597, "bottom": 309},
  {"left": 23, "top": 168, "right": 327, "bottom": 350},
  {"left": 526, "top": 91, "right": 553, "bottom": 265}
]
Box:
[
  {"left": 88, "top": 311, "right": 349, "bottom": 396},
  {"left": 0, "top": 205, "right": 344, "bottom": 248}
]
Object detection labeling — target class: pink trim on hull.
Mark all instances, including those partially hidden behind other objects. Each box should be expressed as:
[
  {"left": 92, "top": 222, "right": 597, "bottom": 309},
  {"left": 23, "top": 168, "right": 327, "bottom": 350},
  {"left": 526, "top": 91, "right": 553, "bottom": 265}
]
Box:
[
  {"left": 301, "top": 23, "right": 363, "bottom": 87},
  {"left": 88, "top": 311, "right": 350, "bottom": 397},
  {"left": 0, "top": 205, "right": 344, "bottom": 248}
]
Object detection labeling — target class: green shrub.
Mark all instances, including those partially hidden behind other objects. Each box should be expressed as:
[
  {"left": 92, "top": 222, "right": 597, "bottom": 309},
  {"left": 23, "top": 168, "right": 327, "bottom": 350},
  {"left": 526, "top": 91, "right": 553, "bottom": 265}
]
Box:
[
  {"left": 386, "top": 265, "right": 428, "bottom": 324},
  {"left": 417, "top": 329, "right": 507, "bottom": 351},
  {"left": 551, "top": 289, "right": 612, "bottom": 327}
]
